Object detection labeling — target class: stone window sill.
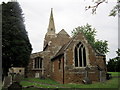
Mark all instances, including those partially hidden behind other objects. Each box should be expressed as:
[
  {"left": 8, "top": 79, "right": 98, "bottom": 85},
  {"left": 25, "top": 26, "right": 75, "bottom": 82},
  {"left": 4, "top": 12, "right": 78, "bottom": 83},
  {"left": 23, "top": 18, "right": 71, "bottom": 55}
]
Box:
[
  {"left": 73, "top": 67, "right": 86, "bottom": 70},
  {"left": 32, "top": 68, "right": 42, "bottom": 70}
]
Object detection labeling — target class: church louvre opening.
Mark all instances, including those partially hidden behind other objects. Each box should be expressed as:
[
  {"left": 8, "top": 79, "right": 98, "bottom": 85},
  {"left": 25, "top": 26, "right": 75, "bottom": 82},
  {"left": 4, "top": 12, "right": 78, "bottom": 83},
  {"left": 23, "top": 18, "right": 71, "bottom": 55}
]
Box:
[
  {"left": 34, "top": 57, "right": 42, "bottom": 69},
  {"left": 74, "top": 42, "right": 87, "bottom": 67}
]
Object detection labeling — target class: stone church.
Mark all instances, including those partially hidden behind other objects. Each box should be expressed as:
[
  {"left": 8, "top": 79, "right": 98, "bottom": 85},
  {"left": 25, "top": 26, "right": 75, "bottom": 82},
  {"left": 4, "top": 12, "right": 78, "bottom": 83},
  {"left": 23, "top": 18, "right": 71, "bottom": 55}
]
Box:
[{"left": 27, "top": 9, "right": 107, "bottom": 84}]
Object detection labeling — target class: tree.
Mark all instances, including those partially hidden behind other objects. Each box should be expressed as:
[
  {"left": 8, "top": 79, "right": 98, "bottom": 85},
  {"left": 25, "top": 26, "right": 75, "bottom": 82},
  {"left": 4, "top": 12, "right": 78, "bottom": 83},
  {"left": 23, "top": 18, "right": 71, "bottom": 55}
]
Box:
[
  {"left": 94, "top": 40, "right": 109, "bottom": 54},
  {"left": 85, "top": 0, "right": 120, "bottom": 17},
  {"left": 71, "top": 23, "right": 109, "bottom": 54},
  {"left": 2, "top": 1, "right": 32, "bottom": 78},
  {"left": 107, "top": 49, "right": 120, "bottom": 72}
]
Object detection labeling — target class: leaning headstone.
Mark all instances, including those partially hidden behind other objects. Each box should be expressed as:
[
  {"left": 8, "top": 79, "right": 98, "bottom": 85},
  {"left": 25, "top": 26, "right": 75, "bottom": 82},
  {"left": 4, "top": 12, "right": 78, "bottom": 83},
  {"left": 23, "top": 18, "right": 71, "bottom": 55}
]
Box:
[
  {"left": 3, "top": 76, "right": 12, "bottom": 88},
  {"left": 8, "top": 82, "right": 22, "bottom": 90},
  {"left": 82, "top": 77, "right": 92, "bottom": 84}
]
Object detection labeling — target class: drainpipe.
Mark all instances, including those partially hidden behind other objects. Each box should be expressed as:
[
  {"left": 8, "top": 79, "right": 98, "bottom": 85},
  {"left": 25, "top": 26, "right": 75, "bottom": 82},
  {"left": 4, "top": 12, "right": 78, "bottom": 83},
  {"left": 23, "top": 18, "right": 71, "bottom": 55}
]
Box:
[{"left": 63, "top": 56, "right": 64, "bottom": 84}]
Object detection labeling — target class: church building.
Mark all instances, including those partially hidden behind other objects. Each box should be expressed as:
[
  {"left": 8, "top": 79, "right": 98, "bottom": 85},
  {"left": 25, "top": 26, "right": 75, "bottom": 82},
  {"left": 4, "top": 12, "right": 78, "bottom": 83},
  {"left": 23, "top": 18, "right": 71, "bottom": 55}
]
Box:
[{"left": 27, "top": 9, "right": 107, "bottom": 84}]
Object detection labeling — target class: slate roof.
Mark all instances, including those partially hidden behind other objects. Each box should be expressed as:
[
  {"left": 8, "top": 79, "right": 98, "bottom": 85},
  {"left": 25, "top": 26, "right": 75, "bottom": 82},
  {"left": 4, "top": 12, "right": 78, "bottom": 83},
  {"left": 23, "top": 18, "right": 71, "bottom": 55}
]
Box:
[
  {"left": 57, "top": 29, "right": 70, "bottom": 36},
  {"left": 30, "top": 51, "right": 49, "bottom": 59},
  {"left": 51, "top": 37, "right": 74, "bottom": 60},
  {"left": 51, "top": 44, "right": 67, "bottom": 60}
]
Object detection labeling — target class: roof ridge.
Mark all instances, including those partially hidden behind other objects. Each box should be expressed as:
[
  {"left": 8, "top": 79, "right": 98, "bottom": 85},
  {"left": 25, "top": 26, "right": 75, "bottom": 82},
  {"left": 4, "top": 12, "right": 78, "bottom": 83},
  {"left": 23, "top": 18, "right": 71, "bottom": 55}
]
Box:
[{"left": 58, "top": 29, "right": 69, "bottom": 35}]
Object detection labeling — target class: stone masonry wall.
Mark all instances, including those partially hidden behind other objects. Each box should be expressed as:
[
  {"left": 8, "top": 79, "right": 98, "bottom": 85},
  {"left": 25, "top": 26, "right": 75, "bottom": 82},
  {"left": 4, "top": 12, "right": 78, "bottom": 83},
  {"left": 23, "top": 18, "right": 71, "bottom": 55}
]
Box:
[{"left": 63, "top": 32, "right": 105, "bottom": 84}]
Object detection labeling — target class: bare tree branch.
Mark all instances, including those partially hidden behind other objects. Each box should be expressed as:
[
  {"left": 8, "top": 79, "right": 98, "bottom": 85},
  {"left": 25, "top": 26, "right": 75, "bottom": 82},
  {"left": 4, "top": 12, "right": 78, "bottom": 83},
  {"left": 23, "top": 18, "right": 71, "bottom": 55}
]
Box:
[{"left": 85, "top": 0, "right": 107, "bottom": 14}]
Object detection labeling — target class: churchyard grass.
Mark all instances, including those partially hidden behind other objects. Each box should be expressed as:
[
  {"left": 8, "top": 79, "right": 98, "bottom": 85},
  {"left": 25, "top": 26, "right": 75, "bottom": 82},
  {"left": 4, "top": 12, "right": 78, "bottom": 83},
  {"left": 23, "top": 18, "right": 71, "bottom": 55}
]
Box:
[
  {"left": 20, "top": 72, "right": 119, "bottom": 88},
  {"left": 64, "top": 78, "right": 119, "bottom": 88},
  {"left": 20, "top": 81, "right": 57, "bottom": 88},
  {"left": 22, "top": 87, "right": 40, "bottom": 90},
  {"left": 108, "top": 72, "right": 120, "bottom": 76},
  {"left": 23, "top": 78, "right": 60, "bottom": 85}
]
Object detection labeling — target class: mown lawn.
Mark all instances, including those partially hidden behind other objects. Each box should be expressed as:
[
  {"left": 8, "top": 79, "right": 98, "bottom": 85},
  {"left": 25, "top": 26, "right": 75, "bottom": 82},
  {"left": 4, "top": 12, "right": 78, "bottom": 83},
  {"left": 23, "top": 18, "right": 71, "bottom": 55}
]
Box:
[
  {"left": 21, "top": 81, "right": 57, "bottom": 88},
  {"left": 64, "top": 78, "right": 119, "bottom": 88},
  {"left": 23, "top": 78, "right": 59, "bottom": 85},
  {"left": 108, "top": 72, "right": 120, "bottom": 76},
  {"left": 20, "top": 78, "right": 119, "bottom": 88},
  {"left": 20, "top": 72, "right": 120, "bottom": 89}
]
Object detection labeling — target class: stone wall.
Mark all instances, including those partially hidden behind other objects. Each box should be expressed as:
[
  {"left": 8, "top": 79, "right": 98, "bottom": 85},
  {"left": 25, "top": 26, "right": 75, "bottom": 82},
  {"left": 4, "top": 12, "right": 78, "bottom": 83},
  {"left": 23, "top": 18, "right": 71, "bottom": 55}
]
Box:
[
  {"left": 8, "top": 67, "right": 25, "bottom": 76},
  {"left": 27, "top": 51, "right": 50, "bottom": 78}
]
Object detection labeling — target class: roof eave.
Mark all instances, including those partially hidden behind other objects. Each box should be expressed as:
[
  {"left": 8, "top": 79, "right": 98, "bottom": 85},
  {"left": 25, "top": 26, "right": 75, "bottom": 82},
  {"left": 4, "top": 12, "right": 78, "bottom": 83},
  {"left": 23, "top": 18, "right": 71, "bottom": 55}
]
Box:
[{"left": 51, "top": 53, "right": 64, "bottom": 61}]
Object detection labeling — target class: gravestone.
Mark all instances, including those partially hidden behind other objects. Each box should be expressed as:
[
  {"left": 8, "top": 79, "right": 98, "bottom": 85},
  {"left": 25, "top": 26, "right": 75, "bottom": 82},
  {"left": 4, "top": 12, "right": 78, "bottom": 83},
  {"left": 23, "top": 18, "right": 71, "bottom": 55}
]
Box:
[
  {"left": 3, "top": 76, "right": 12, "bottom": 88},
  {"left": 100, "top": 71, "right": 106, "bottom": 82},
  {"left": 82, "top": 66, "right": 92, "bottom": 84},
  {"left": 40, "top": 76, "right": 45, "bottom": 80},
  {"left": 82, "top": 77, "right": 92, "bottom": 84},
  {"left": 97, "top": 65, "right": 106, "bottom": 82},
  {"left": 13, "top": 74, "right": 23, "bottom": 83},
  {"left": 106, "top": 73, "right": 112, "bottom": 80},
  {"left": 0, "top": 80, "right": 2, "bottom": 90},
  {"left": 8, "top": 82, "right": 22, "bottom": 90}
]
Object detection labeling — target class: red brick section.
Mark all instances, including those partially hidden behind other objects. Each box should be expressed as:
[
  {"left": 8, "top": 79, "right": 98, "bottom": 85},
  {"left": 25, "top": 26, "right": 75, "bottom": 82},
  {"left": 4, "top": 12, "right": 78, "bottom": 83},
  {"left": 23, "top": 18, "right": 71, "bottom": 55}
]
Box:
[
  {"left": 51, "top": 32, "right": 107, "bottom": 84},
  {"left": 51, "top": 56, "right": 64, "bottom": 84}
]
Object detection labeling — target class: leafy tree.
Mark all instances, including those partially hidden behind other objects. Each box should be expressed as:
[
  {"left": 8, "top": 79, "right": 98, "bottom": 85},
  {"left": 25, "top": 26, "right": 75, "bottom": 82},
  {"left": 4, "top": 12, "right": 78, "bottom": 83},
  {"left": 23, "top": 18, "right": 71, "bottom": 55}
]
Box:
[
  {"left": 71, "top": 23, "right": 109, "bottom": 54},
  {"left": 94, "top": 40, "right": 109, "bottom": 54},
  {"left": 107, "top": 59, "right": 117, "bottom": 72},
  {"left": 107, "top": 48, "right": 120, "bottom": 72},
  {"left": 2, "top": 1, "right": 32, "bottom": 78}
]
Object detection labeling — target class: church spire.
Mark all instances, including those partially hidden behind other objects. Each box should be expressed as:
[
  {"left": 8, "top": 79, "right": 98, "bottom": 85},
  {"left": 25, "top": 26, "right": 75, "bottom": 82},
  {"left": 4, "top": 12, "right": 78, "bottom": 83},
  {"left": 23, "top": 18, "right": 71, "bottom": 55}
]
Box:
[{"left": 47, "top": 8, "right": 56, "bottom": 35}]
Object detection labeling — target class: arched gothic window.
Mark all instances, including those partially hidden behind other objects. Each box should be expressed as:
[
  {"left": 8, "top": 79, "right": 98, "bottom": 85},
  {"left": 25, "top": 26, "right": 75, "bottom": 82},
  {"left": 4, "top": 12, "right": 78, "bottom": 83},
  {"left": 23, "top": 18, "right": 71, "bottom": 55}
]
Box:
[{"left": 74, "top": 42, "right": 87, "bottom": 67}]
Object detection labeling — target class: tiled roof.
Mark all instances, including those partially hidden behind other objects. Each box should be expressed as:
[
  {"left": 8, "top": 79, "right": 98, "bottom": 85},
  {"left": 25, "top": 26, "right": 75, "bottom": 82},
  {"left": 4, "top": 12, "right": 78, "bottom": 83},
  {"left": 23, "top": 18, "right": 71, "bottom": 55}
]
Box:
[{"left": 51, "top": 44, "right": 68, "bottom": 60}]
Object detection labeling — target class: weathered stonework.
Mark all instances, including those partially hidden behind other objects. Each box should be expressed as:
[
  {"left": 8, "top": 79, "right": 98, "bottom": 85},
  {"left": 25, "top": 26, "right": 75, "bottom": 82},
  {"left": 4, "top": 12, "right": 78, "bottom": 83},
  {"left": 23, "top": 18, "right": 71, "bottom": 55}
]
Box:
[{"left": 27, "top": 9, "right": 107, "bottom": 84}]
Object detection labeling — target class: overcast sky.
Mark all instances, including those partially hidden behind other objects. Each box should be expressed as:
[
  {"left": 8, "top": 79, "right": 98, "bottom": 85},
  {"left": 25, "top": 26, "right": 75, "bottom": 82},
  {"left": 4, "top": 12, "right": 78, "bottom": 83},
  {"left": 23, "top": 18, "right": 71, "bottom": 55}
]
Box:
[{"left": 1, "top": 0, "right": 118, "bottom": 61}]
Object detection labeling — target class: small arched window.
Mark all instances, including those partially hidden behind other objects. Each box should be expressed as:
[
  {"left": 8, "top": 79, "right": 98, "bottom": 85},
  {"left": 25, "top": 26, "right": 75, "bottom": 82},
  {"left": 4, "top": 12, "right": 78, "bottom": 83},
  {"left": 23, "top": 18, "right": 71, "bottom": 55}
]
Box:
[{"left": 74, "top": 42, "right": 87, "bottom": 67}]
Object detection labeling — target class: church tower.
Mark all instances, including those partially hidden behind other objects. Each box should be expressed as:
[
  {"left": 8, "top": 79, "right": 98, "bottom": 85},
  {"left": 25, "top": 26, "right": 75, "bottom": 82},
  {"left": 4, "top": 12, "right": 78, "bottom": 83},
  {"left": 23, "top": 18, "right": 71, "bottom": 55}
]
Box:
[{"left": 43, "top": 8, "right": 56, "bottom": 50}]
